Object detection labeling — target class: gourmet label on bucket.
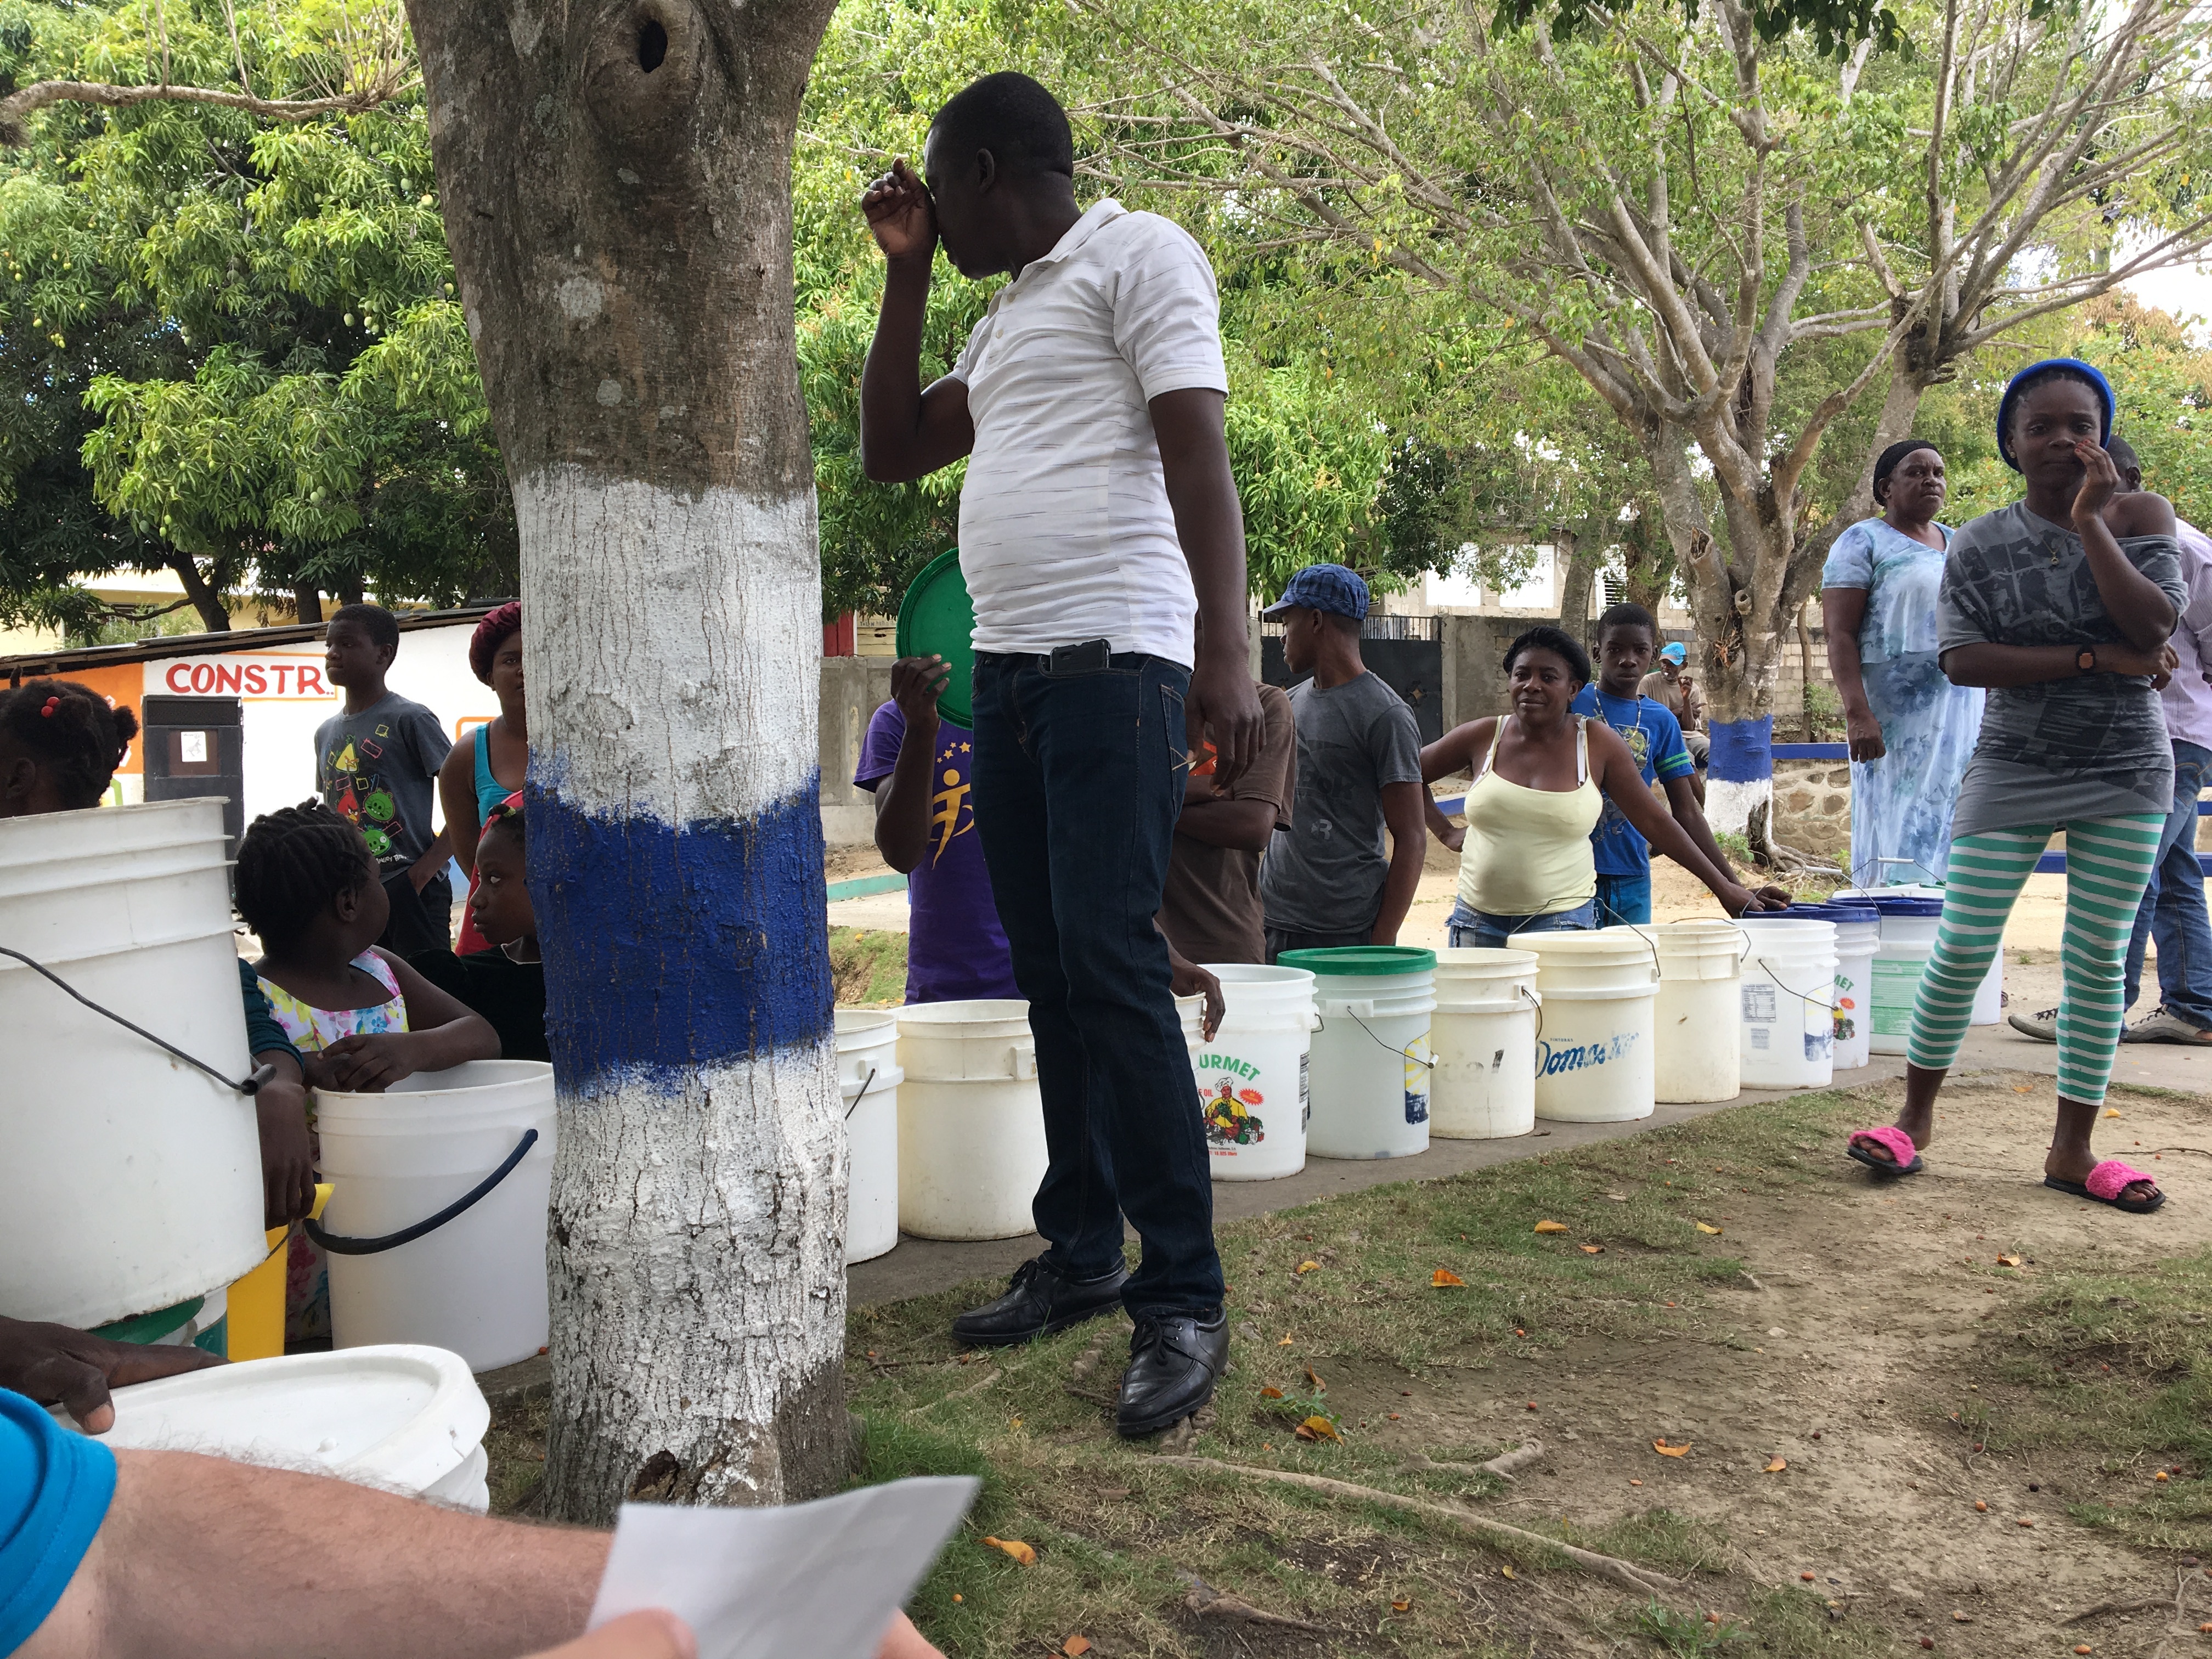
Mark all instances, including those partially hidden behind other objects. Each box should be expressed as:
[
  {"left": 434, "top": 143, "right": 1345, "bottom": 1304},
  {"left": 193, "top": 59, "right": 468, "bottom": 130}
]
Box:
[
  {"left": 1199, "top": 1049, "right": 1268, "bottom": 1155},
  {"left": 1403, "top": 1034, "right": 1431, "bottom": 1126},
  {"left": 1833, "top": 966, "right": 1861, "bottom": 1045}
]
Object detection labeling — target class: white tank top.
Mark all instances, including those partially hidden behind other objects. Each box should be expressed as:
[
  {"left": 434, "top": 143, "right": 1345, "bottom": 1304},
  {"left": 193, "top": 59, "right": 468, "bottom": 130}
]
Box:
[{"left": 1456, "top": 715, "right": 1604, "bottom": 916}]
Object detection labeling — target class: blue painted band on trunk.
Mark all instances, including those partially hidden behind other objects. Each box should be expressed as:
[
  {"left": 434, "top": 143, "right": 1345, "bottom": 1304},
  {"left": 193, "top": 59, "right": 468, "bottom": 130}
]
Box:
[
  {"left": 1708, "top": 716, "right": 1773, "bottom": 784},
  {"left": 527, "top": 777, "right": 834, "bottom": 1075}
]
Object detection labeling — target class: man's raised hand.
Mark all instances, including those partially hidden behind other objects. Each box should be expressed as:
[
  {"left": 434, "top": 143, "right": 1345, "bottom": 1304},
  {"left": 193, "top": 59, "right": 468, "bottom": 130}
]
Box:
[{"left": 862, "top": 158, "right": 937, "bottom": 264}]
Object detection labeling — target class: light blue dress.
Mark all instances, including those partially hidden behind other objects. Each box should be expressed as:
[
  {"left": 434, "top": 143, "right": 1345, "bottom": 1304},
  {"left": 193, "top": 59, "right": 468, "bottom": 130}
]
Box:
[{"left": 1822, "top": 517, "right": 1986, "bottom": 882}]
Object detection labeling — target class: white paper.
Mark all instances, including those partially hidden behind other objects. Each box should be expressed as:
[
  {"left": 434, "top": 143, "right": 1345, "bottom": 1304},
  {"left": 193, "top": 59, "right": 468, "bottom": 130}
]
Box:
[
  {"left": 586, "top": 1476, "right": 979, "bottom": 1659},
  {"left": 180, "top": 731, "right": 207, "bottom": 763}
]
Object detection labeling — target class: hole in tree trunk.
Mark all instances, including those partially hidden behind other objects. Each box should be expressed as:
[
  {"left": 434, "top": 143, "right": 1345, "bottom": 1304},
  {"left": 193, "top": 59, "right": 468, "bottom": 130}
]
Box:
[{"left": 636, "top": 18, "right": 667, "bottom": 71}]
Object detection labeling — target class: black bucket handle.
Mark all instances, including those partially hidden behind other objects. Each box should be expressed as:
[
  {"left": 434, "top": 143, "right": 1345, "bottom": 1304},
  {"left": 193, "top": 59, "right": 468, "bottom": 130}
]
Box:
[{"left": 306, "top": 1126, "right": 540, "bottom": 1256}]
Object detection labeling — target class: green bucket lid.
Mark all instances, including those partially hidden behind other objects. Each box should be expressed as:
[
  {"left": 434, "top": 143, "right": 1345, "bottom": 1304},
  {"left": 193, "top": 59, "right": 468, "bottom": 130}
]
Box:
[
  {"left": 1277, "top": 945, "right": 1437, "bottom": 976},
  {"left": 894, "top": 548, "right": 975, "bottom": 729}
]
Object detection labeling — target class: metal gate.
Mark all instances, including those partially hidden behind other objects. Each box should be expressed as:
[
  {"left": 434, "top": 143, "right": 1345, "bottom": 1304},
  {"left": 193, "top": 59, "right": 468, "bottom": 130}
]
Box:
[{"left": 1260, "top": 614, "right": 1443, "bottom": 744}]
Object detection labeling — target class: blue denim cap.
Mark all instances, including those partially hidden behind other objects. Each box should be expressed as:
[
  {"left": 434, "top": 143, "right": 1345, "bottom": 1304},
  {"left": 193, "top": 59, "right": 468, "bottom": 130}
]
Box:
[
  {"left": 1262, "top": 562, "right": 1370, "bottom": 620},
  {"left": 1657, "top": 641, "right": 1687, "bottom": 665},
  {"left": 1996, "top": 357, "right": 2114, "bottom": 471}
]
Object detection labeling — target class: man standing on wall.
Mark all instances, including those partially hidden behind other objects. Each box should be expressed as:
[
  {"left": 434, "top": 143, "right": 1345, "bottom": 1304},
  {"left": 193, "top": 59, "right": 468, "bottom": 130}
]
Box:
[
  {"left": 859, "top": 72, "right": 1263, "bottom": 1436},
  {"left": 315, "top": 603, "right": 453, "bottom": 954}
]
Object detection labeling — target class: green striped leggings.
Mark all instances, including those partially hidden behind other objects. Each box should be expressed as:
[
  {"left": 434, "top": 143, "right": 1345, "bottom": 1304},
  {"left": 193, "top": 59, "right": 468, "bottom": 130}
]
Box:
[{"left": 1907, "top": 816, "right": 2164, "bottom": 1104}]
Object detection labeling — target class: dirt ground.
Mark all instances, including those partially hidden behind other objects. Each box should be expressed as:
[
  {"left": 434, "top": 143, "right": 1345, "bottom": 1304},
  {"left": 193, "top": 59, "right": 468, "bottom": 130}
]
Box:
[{"left": 1308, "top": 1072, "right": 2212, "bottom": 1656}]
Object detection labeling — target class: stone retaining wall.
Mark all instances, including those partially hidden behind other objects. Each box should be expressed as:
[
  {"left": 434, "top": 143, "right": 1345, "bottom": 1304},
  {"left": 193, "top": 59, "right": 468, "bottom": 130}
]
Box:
[{"left": 1770, "top": 758, "right": 1852, "bottom": 862}]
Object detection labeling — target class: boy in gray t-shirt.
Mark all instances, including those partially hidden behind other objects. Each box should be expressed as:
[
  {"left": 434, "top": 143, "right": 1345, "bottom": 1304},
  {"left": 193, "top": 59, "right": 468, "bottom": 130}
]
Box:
[{"left": 1256, "top": 565, "right": 1427, "bottom": 958}]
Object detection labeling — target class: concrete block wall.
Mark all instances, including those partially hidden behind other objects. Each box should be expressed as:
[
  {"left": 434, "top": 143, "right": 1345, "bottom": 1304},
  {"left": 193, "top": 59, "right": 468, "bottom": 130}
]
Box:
[{"left": 820, "top": 655, "right": 896, "bottom": 847}]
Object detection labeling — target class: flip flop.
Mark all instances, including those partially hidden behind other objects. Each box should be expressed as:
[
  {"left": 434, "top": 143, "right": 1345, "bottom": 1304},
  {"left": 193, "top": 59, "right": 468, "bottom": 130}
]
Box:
[
  {"left": 2044, "top": 1159, "right": 2165, "bottom": 1214},
  {"left": 1846, "top": 1125, "right": 1925, "bottom": 1178}
]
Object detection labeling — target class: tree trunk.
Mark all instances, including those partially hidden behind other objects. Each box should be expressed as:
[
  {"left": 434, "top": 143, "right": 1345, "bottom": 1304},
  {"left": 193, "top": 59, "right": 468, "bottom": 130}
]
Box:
[
  {"left": 407, "top": 0, "right": 846, "bottom": 1523},
  {"left": 293, "top": 583, "right": 322, "bottom": 625},
  {"left": 1553, "top": 528, "right": 1601, "bottom": 646},
  {"left": 167, "top": 554, "right": 232, "bottom": 633}
]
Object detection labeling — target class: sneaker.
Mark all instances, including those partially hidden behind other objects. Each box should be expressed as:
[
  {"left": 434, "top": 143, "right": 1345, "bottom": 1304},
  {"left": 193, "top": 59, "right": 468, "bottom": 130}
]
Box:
[
  {"left": 950, "top": 1256, "right": 1128, "bottom": 1349},
  {"left": 2007, "top": 1006, "right": 2057, "bottom": 1042},
  {"left": 2119, "top": 1007, "right": 2212, "bottom": 1046},
  {"left": 1115, "top": 1309, "right": 1229, "bottom": 1438}
]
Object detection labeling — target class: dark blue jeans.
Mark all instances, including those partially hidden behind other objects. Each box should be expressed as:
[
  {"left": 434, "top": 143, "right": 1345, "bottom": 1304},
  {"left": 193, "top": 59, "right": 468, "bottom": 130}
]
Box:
[
  {"left": 969, "top": 649, "right": 1222, "bottom": 1318},
  {"left": 2123, "top": 739, "right": 2212, "bottom": 1030}
]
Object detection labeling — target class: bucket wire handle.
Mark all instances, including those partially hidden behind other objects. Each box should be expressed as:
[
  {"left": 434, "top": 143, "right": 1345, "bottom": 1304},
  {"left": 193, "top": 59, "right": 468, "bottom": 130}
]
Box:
[
  {"left": 845, "top": 1065, "right": 877, "bottom": 1121},
  {"left": 1337, "top": 1005, "right": 1436, "bottom": 1069},
  {"left": 0, "top": 943, "right": 275, "bottom": 1096},
  {"left": 1750, "top": 957, "right": 1836, "bottom": 1013},
  {"left": 306, "top": 1126, "right": 540, "bottom": 1256}
]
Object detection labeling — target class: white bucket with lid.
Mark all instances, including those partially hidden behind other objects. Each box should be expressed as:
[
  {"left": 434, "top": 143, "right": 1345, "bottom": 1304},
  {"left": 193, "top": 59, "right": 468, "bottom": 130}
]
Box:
[
  {"left": 1430, "top": 949, "right": 1539, "bottom": 1138},
  {"left": 86, "top": 1344, "right": 492, "bottom": 1511},
  {"left": 836, "top": 1010, "right": 902, "bottom": 1265},
  {"left": 1192, "top": 966, "right": 1314, "bottom": 1181},
  {"left": 1526, "top": 932, "right": 1660, "bottom": 1122},
  {"left": 895, "top": 1000, "right": 1046, "bottom": 1240},
  {"left": 1280, "top": 947, "right": 1434, "bottom": 1159},
  {"left": 1736, "top": 918, "right": 1837, "bottom": 1087},
  {"left": 1650, "top": 921, "right": 1744, "bottom": 1104},
  {"left": 1870, "top": 938, "right": 1934, "bottom": 1055},
  {"left": 315, "top": 1060, "right": 556, "bottom": 1373},
  {"left": 0, "top": 799, "right": 266, "bottom": 1328},
  {"left": 1812, "top": 906, "right": 1880, "bottom": 1071}
]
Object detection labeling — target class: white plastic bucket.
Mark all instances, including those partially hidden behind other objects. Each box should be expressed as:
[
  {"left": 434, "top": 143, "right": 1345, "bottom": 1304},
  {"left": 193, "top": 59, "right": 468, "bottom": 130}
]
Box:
[
  {"left": 895, "top": 1000, "right": 1046, "bottom": 1240},
  {"left": 316, "top": 1060, "right": 556, "bottom": 1373},
  {"left": 1525, "top": 933, "right": 1660, "bottom": 1122},
  {"left": 1810, "top": 906, "right": 1880, "bottom": 1071},
  {"left": 836, "top": 1010, "right": 902, "bottom": 1265},
  {"left": 87, "top": 1345, "right": 492, "bottom": 1511},
  {"left": 1870, "top": 938, "right": 1934, "bottom": 1055},
  {"left": 1736, "top": 918, "right": 1837, "bottom": 1087},
  {"left": 1841, "top": 887, "right": 2002, "bottom": 1027},
  {"left": 1650, "top": 921, "right": 1744, "bottom": 1104},
  {"left": 1280, "top": 947, "right": 1435, "bottom": 1159},
  {"left": 1430, "top": 949, "right": 1540, "bottom": 1138},
  {"left": 1192, "top": 966, "right": 1314, "bottom": 1181},
  {"left": 0, "top": 799, "right": 266, "bottom": 1328}
]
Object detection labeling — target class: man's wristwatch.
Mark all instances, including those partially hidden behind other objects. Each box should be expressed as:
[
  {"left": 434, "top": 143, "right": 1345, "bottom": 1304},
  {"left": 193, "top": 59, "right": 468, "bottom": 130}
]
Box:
[{"left": 2077, "top": 646, "right": 2098, "bottom": 675}]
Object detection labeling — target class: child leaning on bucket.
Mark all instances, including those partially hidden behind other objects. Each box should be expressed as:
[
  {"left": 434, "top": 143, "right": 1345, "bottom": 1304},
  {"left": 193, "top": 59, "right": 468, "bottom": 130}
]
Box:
[{"left": 234, "top": 802, "right": 500, "bottom": 1350}]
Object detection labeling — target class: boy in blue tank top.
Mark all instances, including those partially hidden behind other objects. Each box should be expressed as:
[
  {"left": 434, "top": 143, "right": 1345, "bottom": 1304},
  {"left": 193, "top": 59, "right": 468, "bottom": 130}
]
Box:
[{"left": 1570, "top": 603, "right": 1785, "bottom": 924}]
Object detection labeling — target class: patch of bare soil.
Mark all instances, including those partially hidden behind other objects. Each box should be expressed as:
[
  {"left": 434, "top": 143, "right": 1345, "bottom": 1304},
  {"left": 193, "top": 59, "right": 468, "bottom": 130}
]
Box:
[{"left": 1317, "top": 1071, "right": 2212, "bottom": 1655}]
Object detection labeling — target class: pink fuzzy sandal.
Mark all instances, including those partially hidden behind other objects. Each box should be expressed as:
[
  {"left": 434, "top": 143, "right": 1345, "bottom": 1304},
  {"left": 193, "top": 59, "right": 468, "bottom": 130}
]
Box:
[
  {"left": 1846, "top": 1125, "right": 1924, "bottom": 1178},
  {"left": 2044, "top": 1159, "right": 2164, "bottom": 1214}
]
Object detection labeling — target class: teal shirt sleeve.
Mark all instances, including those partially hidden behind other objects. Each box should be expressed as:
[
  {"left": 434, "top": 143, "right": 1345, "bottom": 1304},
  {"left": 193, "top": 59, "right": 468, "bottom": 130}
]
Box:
[
  {"left": 238, "top": 957, "right": 303, "bottom": 1069},
  {"left": 0, "top": 1387, "right": 116, "bottom": 1655}
]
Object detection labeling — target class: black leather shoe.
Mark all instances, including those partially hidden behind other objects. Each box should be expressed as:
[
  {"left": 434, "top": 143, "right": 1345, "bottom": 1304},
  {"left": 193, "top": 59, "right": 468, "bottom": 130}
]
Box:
[
  {"left": 950, "top": 1256, "right": 1128, "bottom": 1348},
  {"left": 1115, "top": 1309, "right": 1229, "bottom": 1437}
]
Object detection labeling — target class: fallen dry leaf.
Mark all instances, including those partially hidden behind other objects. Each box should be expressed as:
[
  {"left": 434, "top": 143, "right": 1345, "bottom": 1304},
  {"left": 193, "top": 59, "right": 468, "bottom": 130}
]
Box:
[
  {"left": 1063, "top": 1640, "right": 1092, "bottom": 1658},
  {"left": 2104, "top": 1108, "right": 2121, "bottom": 1119},
  {"left": 1277, "top": 1336, "right": 1293, "bottom": 1347},
  {"left": 1629, "top": 1478, "right": 1643, "bottom": 1487},
  {"left": 2156, "top": 1471, "right": 2171, "bottom": 1483},
  {"left": 1533, "top": 1219, "right": 1570, "bottom": 1234},
  {"left": 2012, "top": 1084, "right": 2033, "bottom": 1093},
  {"left": 981, "top": 1536, "right": 1037, "bottom": 1565},
  {"left": 1305, "top": 1365, "right": 1325, "bottom": 1391},
  {"left": 1580, "top": 1244, "right": 1604, "bottom": 1255},
  {"left": 1431, "top": 1267, "right": 1467, "bottom": 1287},
  {"left": 1259, "top": 1386, "right": 1285, "bottom": 1400},
  {"left": 1294, "top": 1415, "right": 1341, "bottom": 1443},
  {"left": 2017, "top": 1517, "right": 2035, "bottom": 1528},
  {"left": 1764, "top": 1456, "right": 1787, "bottom": 1473},
  {"left": 1695, "top": 1222, "right": 1723, "bottom": 1235},
  {"left": 1654, "top": 1440, "right": 1691, "bottom": 1457},
  {"left": 1800, "top": 1572, "right": 1816, "bottom": 1582},
  {"left": 1296, "top": 1260, "right": 1319, "bottom": 1274},
  {"left": 1996, "top": 1254, "right": 2022, "bottom": 1268},
  {"left": 1974, "top": 1500, "right": 1989, "bottom": 1512},
  {"left": 1500, "top": 1566, "right": 1516, "bottom": 1580},
  {"left": 1390, "top": 1598, "right": 1411, "bottom": 1613}
]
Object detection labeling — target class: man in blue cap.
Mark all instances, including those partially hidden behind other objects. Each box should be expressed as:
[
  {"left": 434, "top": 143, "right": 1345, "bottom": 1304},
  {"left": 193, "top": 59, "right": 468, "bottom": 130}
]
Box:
[
  {"left": 1640, "top": 639, "right": 1709, "bottom": 789},
  {"left": 1258, "top": 565, "right": 1428, "bottom": 959}
]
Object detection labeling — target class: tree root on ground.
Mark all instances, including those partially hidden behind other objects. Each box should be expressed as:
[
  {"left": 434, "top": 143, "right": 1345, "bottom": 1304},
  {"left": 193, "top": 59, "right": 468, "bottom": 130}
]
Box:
[
  {"left": 1748, "top": 798, "right": 1844, "bottom": 881},
  {"left": 1403, "top": 1440, "right": 1547, "bottom": 1481},
  {"left": 1155, "top": 1455, "right": 1680, "bottom": 1599},
  {"left": 1182, "top": 1573, "right": 1328, "bottom": 1630}
]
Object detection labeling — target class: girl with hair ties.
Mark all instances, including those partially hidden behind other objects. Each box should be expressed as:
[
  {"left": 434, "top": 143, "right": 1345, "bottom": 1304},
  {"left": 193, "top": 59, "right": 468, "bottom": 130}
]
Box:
[
  {"left": 1844, "top": 360, "right": 2183, "bottom": 1211},
  {"left": 1422, "top": 625, "right": 1776, "bottom": 948},
  {"left": 1822, "top": 439, "right": 1987, "bottom": 883}
]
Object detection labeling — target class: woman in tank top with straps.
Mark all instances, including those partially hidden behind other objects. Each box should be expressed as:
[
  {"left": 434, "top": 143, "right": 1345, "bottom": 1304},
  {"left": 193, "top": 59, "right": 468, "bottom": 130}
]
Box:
[
  {"left": 438, "top": 603, "right": 527, "bottom": 956},
  {"left": 1423, "top": 625, "right": 1774, "bottom": 948}
]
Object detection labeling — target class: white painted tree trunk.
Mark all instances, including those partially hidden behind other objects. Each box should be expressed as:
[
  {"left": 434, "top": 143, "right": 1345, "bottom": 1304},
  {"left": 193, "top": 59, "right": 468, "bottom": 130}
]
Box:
[{"left": 408, "top": 0, "right": 848, "bottom": 1521}]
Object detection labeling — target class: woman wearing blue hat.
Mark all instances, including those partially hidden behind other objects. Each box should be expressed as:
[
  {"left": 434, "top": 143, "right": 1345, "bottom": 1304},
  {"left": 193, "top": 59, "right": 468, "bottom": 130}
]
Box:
[
  {"left": 1821, "top": 438, "right": 1985, "bottom": 883},
  {"left": 1844, "top": 359, "right": 2183, "bottom": 1214}
]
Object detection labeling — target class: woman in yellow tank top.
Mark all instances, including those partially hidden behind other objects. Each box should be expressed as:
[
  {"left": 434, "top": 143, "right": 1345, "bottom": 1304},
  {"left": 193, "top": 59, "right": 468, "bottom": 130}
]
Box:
[{"left": 1423, "top": 627, "right": 1770, "bottom": 948}]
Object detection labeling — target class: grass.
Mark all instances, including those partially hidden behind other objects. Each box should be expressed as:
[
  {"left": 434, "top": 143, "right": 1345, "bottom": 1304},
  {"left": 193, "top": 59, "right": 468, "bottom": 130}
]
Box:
[
  {"left": 1980, "top": 1240, "right": 2212, "bottom": 1551},
  {"left": 839, "top": 1084, "right": 1898, "bottom": 1655},
  {"left": 832, "top": 926, "right": 909, "bottom": 1006}
]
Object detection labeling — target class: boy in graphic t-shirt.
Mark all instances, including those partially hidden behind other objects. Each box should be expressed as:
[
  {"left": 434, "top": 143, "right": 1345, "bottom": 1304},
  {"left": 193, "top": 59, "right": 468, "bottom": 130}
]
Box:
[
  {"left": 1572, "top": 602, "right": 1784, "bottom": 926},
  {"left": 313, "top": 603, "right": 453, "bottom": 954},
  {"left": 855, "top": 656, "right": 1021, "bottom": 1003}
]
